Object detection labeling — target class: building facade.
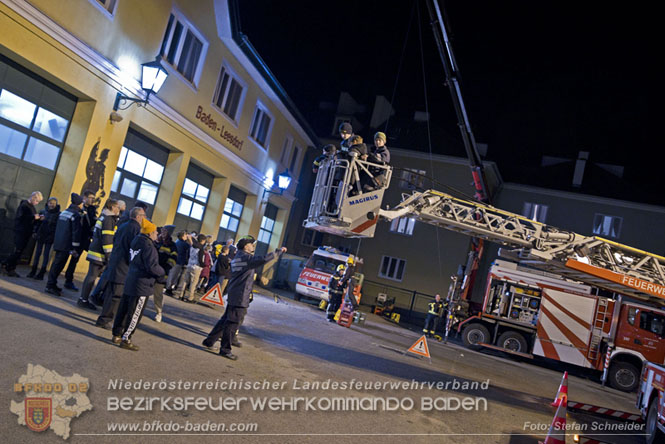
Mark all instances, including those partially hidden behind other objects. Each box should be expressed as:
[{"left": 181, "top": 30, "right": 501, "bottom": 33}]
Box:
[{"left": 0, "top": 0, "right": 317, "bottom": 272}]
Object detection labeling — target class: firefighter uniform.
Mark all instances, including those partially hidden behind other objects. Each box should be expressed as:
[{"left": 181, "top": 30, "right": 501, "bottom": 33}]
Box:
[
  {"left": 326, "top": 264, "right": 352, "bottom": 322},
  {"left": 78, "top": 209, "right": 118, "bottom": 306},
  {"left": 423, "top": 298, "right": 445, "bottom": 337}
]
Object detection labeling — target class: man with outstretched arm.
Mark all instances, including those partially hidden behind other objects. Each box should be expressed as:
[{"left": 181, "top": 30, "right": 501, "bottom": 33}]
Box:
[{"left": 202, "top": 235, "right": 286, "bottom": 360}]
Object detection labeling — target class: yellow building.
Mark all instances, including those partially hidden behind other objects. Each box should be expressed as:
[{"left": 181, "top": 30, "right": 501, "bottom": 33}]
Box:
[{"left": 0, "top": 0, "right": 317, "bottom": 272}]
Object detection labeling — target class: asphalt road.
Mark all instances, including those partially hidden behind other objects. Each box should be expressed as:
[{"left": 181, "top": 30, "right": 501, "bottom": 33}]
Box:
[{"left": 0, "top": 268, "right": 647, "bottom": 444}]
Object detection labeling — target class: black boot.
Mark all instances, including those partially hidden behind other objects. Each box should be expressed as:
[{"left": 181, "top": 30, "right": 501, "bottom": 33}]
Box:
[
  {"left": 34, "top": 269, "right": 46, "bottom": 280},
  {"left": 26, "top": 267, "right": 37, "bottom": 279}
]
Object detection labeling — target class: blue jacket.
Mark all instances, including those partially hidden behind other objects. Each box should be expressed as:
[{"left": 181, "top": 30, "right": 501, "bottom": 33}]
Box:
[
  {"left": 175, "top": 239, "right": 190, "bottom": 265},
  {"left": 106, "top": 219, "right": 141, "bottom": 284},
  {"left": 226, "top": 249, "right": 278, "bottom": 308},
  {"left": 124, "top": 234, "right": 165, "bottom": 297},
  {"left": 53, "top": 204, "right": 82, "bottom": 252}
]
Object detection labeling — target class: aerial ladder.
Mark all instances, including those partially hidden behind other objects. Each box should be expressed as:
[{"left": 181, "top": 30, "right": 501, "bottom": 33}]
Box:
[{"left": 304, "top": 157, "right": 665, "bottom": 307}]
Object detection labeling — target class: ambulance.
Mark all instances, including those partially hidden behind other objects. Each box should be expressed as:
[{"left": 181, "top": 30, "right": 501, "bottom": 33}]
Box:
[{"left": 295, "top": 246, "right": 358, "bottom": 302}]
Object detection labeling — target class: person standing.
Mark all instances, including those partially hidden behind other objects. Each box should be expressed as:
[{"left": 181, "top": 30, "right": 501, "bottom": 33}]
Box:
[
  {"left": 326, "top": 263, "right": 352, "bottom": 322},
  {"left": 223, "top": 238, "right": 236, "bottom": 259},
  {"left": 202, "top": 235, "right": 286, "bottom": 360},
  {"left": 2, "top": 191, "right": 43, "bottom": 277},
  {"left": 77, "top": 198, "right": 119, "bottom": 310},
  {"left": 165, "top": 231, "right": 190, "bottom": 295},
  {"left": 366, "top": 131, "right": 391, "bottom": 189},
  {"left": 28, "top": 197, "right": 60, "bottom": 280},
  {"left": 64, "top": 190, "right": 97, "bottom": 291},
  {"left": 95, "top": 206, "right": 145, "bottom": 328},
  {"left": 45, "top": 194, "right": 83, "bottom": 296},
  {"left": 214, "top": 246, "right": 231, "bottom": 295},
  {"left": 423, "top": 294, "right": 445, "bottom": 338},
  {"left": 197, "top": 244, "right": 213, "bottom": 292},
  {"left": 174, "top": 233, "right": 206, "bottom": 303},
  {"left": 111, "top": 219, "right": 164, "bottom": 351},
  {"left": 153, "top": 225, "right": 176, "bottom": 323}
]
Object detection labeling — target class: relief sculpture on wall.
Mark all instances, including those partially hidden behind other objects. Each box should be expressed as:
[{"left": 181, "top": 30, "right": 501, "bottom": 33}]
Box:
[{"left": 80, "top": 138, "right": 110, "bottom": 207}]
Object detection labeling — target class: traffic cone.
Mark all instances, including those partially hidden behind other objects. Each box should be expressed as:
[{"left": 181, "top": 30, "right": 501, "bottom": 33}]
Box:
[
  {"left": 551, "top": 371, "right": 568, "bottom": 407},
  {"left": 539, "top": 399, "right": 567, "bottom": 444}
]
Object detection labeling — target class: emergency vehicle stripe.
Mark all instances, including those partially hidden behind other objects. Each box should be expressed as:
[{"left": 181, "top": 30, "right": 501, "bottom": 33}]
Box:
[
  {"left": 535, "top": 327, "right": 560, "bottom": 360},
  {"left": 542, "top": 292, "right": 591, "bottom": 330},
  {"left": 122, "top": 296, "right": 146, "bottom": 342},
  {"left": 540, "top": 305, "right": 588, "bottom": 351},
  {"left": 351, "top": 215, "right": 379, "bottom": 233}
]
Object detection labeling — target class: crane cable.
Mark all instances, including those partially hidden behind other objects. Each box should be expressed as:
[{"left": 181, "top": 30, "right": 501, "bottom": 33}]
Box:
[
  {"left": 384, "top": 1, "right": 417, "bottom": 135},
  {"left": 417, "top": 0, "right": 445, "bottom": 290}
]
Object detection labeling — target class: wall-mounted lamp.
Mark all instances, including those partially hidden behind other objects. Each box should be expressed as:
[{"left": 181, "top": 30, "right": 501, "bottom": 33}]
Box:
[
  {"left": 113, "top": 57, "right": 168, "bottom": 111},
  {"left": 263, "top": 170, "right": 292, "bottom": 199}
]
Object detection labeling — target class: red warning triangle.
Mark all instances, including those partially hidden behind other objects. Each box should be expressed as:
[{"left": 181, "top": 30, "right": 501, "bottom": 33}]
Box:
[
  {"left": 200, "top": 283, "right": 224, "bottom": 307},
  {"left": 407, "top": 335, "right": 431, "bottom": 358}
]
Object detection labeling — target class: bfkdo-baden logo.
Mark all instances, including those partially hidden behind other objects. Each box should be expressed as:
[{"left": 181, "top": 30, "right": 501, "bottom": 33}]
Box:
[
  {"left": 10, "top": 364, "right": 92, "bottom": 440},
  {"left": 25, "top": 398, "right": 52, "bottom": 432}
]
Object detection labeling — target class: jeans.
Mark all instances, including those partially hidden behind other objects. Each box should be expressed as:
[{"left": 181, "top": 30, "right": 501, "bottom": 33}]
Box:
[{"left": 31, "top": 241, "right": 52, "bottom": 273}]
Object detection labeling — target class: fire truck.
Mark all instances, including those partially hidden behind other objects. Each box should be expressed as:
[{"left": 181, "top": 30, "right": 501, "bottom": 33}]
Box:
[
  {"left": 457, "top": 259, "right": 665, "bottom": 392},
  {"left": 637, "top": 361, "right": 665, "bottom": 443},
  {"left": 294, "top": 246, "right": 360, "bottom": 302}
]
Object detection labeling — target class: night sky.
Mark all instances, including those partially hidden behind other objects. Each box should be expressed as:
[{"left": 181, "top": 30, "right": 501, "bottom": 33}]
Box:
[{"left": 238, "top": 1, "right": 661, "bottom": 205}]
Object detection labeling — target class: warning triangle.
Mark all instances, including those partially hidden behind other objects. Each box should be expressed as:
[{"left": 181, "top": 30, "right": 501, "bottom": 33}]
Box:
[
  {"left": 407, "top": 335, "right": 430, "bottom": 358},
  {"left": 200, "top": 283, "right": 225, "bottom": 307}
]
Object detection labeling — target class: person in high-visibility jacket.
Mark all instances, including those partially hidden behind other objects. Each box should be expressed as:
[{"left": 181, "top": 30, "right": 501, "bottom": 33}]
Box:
[
  {"left": 77, "top": 198, "right": 119, "bottom": 309},
  {"left": 423, "top": 294, "right": 445, "bottom": 337},
  {"left": 327, "top": 259, "right": 354, "bottom": 322}
]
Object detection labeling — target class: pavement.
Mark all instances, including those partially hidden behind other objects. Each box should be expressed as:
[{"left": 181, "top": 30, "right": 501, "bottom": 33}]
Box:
[{"left": 0, "top": 266, "right": 648, "bottom": 443}]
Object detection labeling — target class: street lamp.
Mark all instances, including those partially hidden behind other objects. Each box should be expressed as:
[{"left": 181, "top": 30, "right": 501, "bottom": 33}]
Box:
[
  {"left": 263, "top": 170, "right": 292, "bottom": 199},
  {"left": 113, "top": 57, "right": 168, "bottom": 111}
]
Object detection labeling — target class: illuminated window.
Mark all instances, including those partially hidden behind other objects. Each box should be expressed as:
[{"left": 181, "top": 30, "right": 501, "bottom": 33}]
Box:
[
  {"left": 177, "top": 178, "right": 209, "bottom": 221},
  {"left": 390, "top": 217, "right": 416, "bottom": 236},
  {"left": 592, "top": 214, "right": 622, "bottom": 239},
  {"left": 523, "top": 202, "right": 549, "bottom": 223},
  {"left": 0, "top": 89, "right": 71, "bottom": 170},
  {"left": 218, "top": 186, "right": 246, "bottom": 242}
]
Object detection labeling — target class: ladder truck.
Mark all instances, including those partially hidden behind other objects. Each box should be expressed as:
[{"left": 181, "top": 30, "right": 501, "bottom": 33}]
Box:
[{"left": 303, "top": 155, "right": 665, "bottom": 391}]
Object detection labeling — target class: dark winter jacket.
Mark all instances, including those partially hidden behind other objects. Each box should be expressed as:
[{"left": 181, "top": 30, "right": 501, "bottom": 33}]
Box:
[
  {"left": 86, "top": 209, "right": 118, "bottom": 265},
  {"left": 214, "top": 254, "right": 231, "bottom": 279},
  {"left": 34, "top": 204, "right": 60, "bottom": 244},
  {"left": 156, "top": 237, "right": 177, "bottom": 277},
  {"left": 79, "top": 204, "right": 97, "bottom": 251},
  {"left": 106, "top": 218, "right": 141, "bottom": 284},
  {"left": 123, "top": 234, "right": 165, "bottom": 297},
  {"left": 369, "top": 145, "right": 390, "bottom": 164},
  {"left": 53, "top": 204, "right": 82, "bottom": 252},
  {"left": 226, "top": 249, "right": 279, "bottom": 308},
  {"left": 175, "top": 239, "right": 190, "bottom": 266},
  {"left": 14, "top": 199, "right": 37, "bottom": 239}
]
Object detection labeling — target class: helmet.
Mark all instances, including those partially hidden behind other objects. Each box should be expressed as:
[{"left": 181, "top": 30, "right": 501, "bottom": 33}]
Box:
[
  {"left": 323, "top": 144, "right": 337, "bottom": 154},
  {"left": 336, "top": 264, "right": 347, "bottom": 273},
  {"left": 346, "top": 256, "right": 354, "bottom": 265}
]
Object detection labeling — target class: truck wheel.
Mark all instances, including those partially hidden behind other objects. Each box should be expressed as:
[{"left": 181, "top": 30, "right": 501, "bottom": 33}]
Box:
[
  {"left": 608, "top": 362, "right": 640, "bottom": 392},
  {"left": 497, "top": 331, "right": 528, "bottom": 353},
  {"left": 646, "top": 397, "right": 665, "bottom": 444},
  {"left": 462, "top": 323, "right": 490, "bottom": 347}
]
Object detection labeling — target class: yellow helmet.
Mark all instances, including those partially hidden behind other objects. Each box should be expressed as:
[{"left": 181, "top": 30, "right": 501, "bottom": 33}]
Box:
[
  {"left": 347, "top": 256, "right": 354, "bottom": 265},
  {"left": 336, "top": 264, "right": 347, "bottom": 273}
]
